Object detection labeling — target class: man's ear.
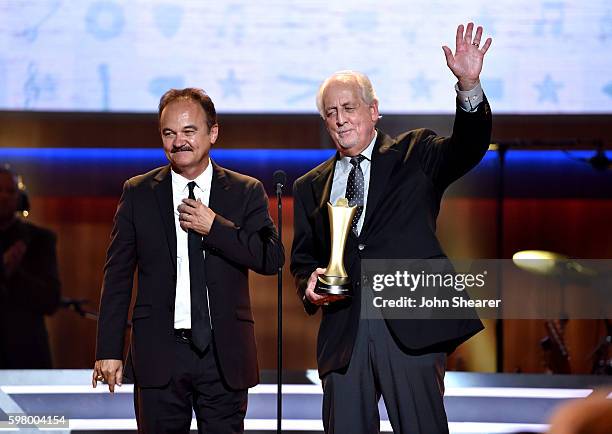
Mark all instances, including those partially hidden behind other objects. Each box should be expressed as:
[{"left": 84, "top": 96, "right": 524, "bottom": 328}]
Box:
[
  {"left": 209, "top": 124, "right": 219, "bottom": 144},
  {"left": 370, "top": 100, "right": 380, "bottom": 122}
]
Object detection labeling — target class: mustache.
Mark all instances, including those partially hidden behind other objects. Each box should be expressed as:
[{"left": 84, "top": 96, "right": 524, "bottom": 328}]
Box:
[{"left": 171, "top": 145, "right": 193, "bottom": 153}]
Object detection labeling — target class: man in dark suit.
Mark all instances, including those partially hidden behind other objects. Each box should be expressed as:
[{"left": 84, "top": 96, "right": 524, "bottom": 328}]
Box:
[
  {"left": 0, "top": 166, "right": 61, "bottom": 368},
  {"left": 291, "top": 23, "right": 493, "bottom": 433},
  {"left": 93, "top": 88, "right": 284, "bottom": 433}
]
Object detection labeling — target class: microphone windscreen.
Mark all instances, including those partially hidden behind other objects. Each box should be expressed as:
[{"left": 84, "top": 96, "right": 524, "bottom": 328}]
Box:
[{"left": 273, "top": 170, "right": 287, "bottom": 186}]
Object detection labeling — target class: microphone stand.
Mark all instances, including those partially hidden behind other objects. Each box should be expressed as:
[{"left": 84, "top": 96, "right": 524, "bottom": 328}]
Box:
[
  {"left": 273, "top": 170, "right": 286, "bottom": 433},
  {"left": 495, "top": 143, "right": 508, "bottom": 373}
]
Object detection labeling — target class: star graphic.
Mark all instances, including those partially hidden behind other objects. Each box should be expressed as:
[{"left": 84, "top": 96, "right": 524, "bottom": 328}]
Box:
[
  {"left": 218, "top": 69, "right": 244, "bottom": 99},
  {"left": 410, "top": 72, "right": 435, "bottom": 99},
  {"left": 534, "top": 74, "right": 563, "bottom": 103}
]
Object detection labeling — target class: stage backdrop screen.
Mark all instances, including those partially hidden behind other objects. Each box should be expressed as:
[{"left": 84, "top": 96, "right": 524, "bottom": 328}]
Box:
[{"left": 1, "top": 0, "right": 611, "bottom": 114}]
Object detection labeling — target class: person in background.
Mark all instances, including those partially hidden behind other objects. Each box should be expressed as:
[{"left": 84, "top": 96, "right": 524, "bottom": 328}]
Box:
[{"left": 0, "top": 165, "right": 61, "bottom": 368}]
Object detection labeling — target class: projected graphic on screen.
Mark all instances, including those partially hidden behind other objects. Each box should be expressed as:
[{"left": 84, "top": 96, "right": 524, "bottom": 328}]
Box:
[{"left": 0, "top": 0, "right": 611, "bottom": 114}]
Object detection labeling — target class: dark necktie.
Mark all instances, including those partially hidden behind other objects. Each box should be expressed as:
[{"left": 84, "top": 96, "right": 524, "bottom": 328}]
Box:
[
  {"left": 345, "top": 155, "right": 366, "bottom": 235},
  {"left": 187, "top": 181, "right": 211, "bottom": 351}
]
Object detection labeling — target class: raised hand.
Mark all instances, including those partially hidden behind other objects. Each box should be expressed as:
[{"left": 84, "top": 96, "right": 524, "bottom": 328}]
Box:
[{"left": 442, "top": 23, "right": 492, "bottom": 91}]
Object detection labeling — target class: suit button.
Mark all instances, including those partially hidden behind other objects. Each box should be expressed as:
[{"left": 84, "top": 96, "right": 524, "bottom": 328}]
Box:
[{"left": 358, "top": 244, "right": 366, "bottom": 251}]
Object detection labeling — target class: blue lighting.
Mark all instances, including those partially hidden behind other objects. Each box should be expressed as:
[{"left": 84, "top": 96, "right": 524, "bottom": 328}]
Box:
[
  {"left": 0, "top": 148, "right": 608, "bottom": 163},
  {"left": 0, "top": 148, "right": 165, "bottom": 161},
  {"left": 2, "top": 148, "right": 609, "bottom": 198},
  {"left": 0, "top": 148, "right": 335, "bottom": 163}
]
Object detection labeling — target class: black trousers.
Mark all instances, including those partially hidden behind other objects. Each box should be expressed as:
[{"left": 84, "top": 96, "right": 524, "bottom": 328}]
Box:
[
  {"left": 322, "top": 318, "right": 448, "bottom": 434},
  {"left": 134, "top": 335, "right": 247, "bottom": 434}
]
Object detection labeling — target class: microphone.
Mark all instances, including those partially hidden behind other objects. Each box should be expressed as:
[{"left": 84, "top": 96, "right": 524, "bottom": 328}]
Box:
[{"left": 273, "top": 170, "right": 287, "bottom": 194}]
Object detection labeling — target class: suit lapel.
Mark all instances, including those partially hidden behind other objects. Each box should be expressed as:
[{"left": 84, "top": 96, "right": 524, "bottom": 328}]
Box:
[
  {"left": 361, "top": 132, "right": 400, "bottom": 238},
  {"left": 152, "top": 165, "right": 177, "bottom": 272},
  {"left": 206, "top": 162, "right": 231, "bottom": 288},
  {"left": 310, "top": 155, "right": 336, "bottom": 250},
  {"left": 312, "top": 155, "right": 336, "bottom": 209},
  {"left": 208, "top": 161, "right": 231, "bottom": 221}
]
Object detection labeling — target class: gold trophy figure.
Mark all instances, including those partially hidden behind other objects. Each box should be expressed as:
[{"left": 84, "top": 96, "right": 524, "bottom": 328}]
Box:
[{"left": 315, "top": 198, "right": 357, "bottom": 297}]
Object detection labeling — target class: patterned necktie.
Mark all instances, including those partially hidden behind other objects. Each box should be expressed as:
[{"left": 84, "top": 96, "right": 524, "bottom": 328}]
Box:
[
  {"left": 345, "top": 155, "right": 366, "bottom": 235},
  {"left": 187, "top": 181, "right": 211, "bottom": 351}
]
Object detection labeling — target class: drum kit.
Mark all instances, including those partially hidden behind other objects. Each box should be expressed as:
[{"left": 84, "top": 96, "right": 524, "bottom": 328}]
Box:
[{"left": 512, "top": 250, "right": 611, "bottom": 375}]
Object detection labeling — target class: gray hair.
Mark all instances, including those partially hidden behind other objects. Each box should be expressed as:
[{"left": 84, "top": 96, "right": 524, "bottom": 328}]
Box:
[{"left": 315, "top": 70, "right": 378, "bottom": 118}]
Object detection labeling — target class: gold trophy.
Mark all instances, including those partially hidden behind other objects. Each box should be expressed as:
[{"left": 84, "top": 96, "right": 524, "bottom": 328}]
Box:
[{"left": 315, "top": 198, "right": 357, "bottom": 297}]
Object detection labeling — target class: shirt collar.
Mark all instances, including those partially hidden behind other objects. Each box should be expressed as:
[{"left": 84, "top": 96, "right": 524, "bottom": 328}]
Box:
[
  {"left": 171, "top": 159, "right": 213, "bottom": 193},
  {"left": 361, "top": 130, "right": 377, "bottom": 161},
  {"left": 338, "top": 130, "right": 377, "bottom": 167}
]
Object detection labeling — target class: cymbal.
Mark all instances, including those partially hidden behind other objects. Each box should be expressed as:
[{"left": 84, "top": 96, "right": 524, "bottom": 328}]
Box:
[{"left": 512, "top": 250, "right": 597, "bottom": 279}]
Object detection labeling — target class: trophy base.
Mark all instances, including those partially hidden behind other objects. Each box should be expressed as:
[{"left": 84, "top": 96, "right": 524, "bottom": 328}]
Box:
[{"left": 315, "top": 275, "right": 353, "bottom": 297}]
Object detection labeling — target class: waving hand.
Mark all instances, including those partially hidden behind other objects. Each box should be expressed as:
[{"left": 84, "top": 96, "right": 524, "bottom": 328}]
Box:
[{"left": 442, "top": 23, "right": 492, "bottom": 91}]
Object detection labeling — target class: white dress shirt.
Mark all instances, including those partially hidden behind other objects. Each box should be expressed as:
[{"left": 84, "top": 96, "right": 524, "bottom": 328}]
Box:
[
  {"left": 171, "top": 162, "right": 213, "bottom": 329},
  {"left": 329, "top": 131, "right": 377, "bottom": 236},
  {"left": 455, "top": 81, "right": 484, "bottom": 111}
]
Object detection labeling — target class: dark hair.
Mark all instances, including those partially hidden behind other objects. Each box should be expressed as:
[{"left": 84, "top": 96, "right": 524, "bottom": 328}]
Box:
[
  {"left": 158, "top": 88, "right": 217, "bottom": 130},
  {"left": 0, "top": 164, "right": 30, "bottom": 212}
]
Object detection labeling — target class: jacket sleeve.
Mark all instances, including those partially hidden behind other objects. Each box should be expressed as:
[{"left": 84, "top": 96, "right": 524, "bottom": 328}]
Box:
[
  {"left": 415, "top": 96, "right": 492, "bottom": 193},
  {"left": 203, "top": 180, "right": 284, "bottom": 276},
  {"left": 289, "top": 181, "right": 320, "bottom": 315},
  {"left": 96, "top": 180, "right": 137, "bottom": 361}
]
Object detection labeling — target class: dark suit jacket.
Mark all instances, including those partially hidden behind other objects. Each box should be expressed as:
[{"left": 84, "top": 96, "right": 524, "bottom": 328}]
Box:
[
  {"left": 96, "top": 162, "right": 284, "bottom": 389},
  {"left": 291, "top": 99, "right": 492, "bottom": 377},
  {"left": 0, "top": 220, "right": 61, "bottom": 368}
]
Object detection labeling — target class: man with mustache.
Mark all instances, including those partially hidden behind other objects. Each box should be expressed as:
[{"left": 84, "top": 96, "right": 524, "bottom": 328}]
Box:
[
  {"left": 93, "top": 88, "right": 284, "bottom": 433},
  {"left": 291, "top": 23, "right": 492, "bottom": 433}
]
